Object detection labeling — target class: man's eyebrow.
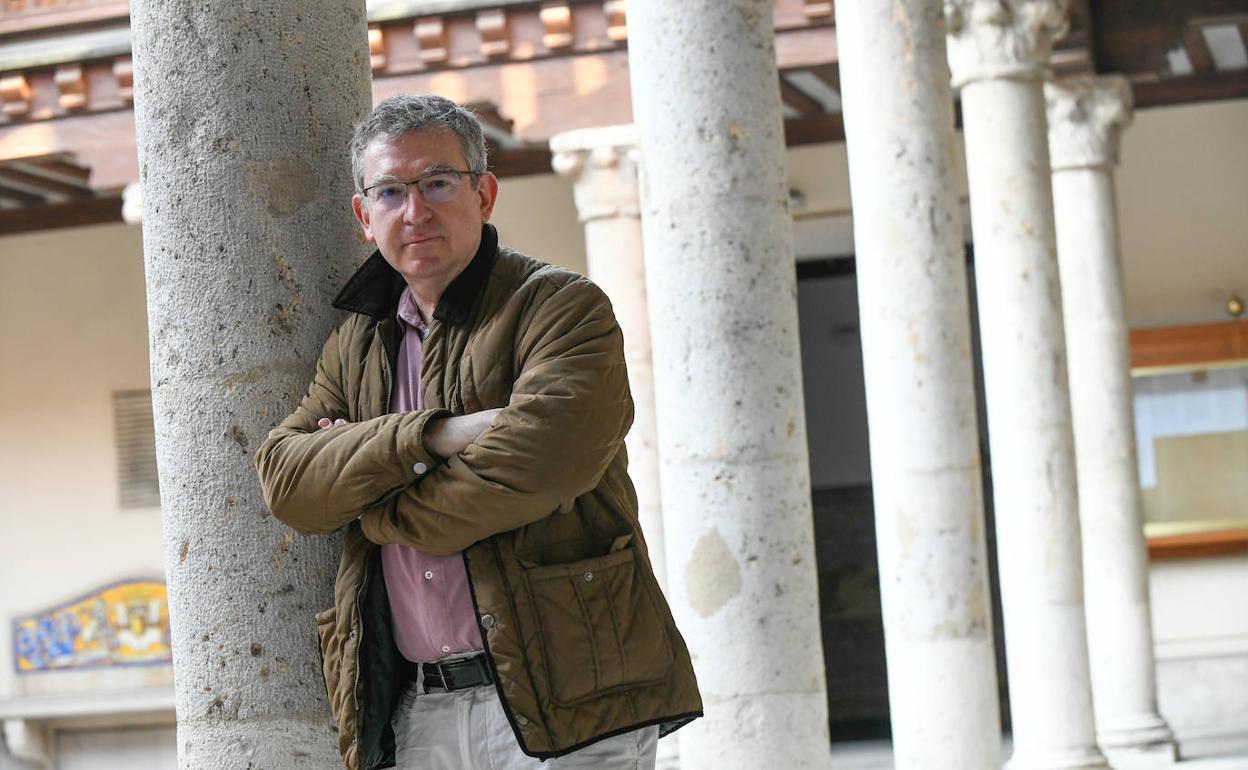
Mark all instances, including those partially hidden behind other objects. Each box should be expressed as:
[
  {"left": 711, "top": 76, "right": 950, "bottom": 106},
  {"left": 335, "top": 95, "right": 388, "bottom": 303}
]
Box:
[{"left": 368, "top": 165, "right": 457, "bottom": 186}]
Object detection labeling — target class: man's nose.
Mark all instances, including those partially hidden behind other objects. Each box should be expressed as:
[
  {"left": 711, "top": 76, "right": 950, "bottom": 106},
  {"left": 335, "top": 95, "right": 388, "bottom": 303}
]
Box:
[{"left": 401, "top": 188, "right": 432, "bottom": 223}]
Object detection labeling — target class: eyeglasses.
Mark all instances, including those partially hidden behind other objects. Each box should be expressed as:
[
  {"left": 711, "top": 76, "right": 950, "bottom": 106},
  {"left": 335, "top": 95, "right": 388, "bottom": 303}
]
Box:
[{"left": 361, "top": 169, "right": 480, "bottom": 210}]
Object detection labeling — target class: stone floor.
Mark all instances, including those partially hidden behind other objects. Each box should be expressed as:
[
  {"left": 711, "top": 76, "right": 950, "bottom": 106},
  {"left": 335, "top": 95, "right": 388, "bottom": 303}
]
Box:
[{"left": 827, "top": 741, "right": 1248, "bottom": 769}]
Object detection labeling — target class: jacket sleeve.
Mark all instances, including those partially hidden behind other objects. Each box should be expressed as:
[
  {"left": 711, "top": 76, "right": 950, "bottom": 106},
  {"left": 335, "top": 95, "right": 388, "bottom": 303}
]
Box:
[
  {"left": 357, "top": 275, "right": 633, "bottom": 555},
  {"left": 254, "top": 321, "right": 451, "bottom": 535}
]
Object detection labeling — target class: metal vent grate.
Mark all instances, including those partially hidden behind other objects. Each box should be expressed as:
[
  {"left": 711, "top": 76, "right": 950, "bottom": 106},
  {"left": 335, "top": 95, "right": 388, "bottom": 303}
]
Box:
[{"left": 113, "top": 389, "right": 161, "bottom": 509}]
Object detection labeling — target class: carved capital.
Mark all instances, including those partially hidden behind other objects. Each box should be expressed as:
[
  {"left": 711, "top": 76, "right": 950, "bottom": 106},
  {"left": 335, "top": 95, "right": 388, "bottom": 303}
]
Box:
[
  {"left": 550, "top": 124, "right": 640, "bottom": 223},
  {"left": 1045, "top": 75, "right": 1132, "bottom": 171},
  {"left": 123, "top": 181, "right": 144, "bottom": 224},
  {"left": 944, "top": 0, "right": 1069, "bottom": 88}
]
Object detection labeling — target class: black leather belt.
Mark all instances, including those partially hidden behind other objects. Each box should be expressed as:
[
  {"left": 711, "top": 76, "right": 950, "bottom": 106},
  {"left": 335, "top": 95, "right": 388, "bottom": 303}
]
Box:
[{"left": 412, "top": 653, "right": 493, "bottom": 691}]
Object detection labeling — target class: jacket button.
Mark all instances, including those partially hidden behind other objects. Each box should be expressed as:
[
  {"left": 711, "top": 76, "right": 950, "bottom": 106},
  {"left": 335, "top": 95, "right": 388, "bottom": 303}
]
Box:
[
  {"left": 413, "top": 461, "right": 428, "bottom": 475},
  {"left": 515, "top": 714, "right": 529, "bottom": 727},
  {"left": 348, "top": 629, "right": 356, "bottom": 640},
  {"left": 480, "top": 613, "right": 495, "bottom": 629},
  {"left": 583, "top": 571, "right": 594, "bottom": 582}
]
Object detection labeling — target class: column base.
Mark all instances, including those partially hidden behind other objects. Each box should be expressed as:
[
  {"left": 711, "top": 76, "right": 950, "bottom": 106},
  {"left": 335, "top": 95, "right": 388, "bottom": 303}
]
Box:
[
  {"left": 1099, "top": 713, "right": 1178, "bottom": 768},
  {"left": 1005, "top": 747, "right": 1110, "bottom": 770}
]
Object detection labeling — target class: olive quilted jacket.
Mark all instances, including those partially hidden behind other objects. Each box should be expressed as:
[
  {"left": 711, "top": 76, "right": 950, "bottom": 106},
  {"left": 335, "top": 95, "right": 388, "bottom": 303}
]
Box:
[{"left": 255, "top": 225, "right": 702, "bottom": 770}]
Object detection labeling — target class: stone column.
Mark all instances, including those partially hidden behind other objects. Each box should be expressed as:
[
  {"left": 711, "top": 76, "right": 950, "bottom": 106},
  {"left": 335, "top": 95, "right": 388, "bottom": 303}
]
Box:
[
  {"left": 1047, "top": 76, "right": 1178, "bottom": 769},
  {"left": 945, "top": 2, "right": 1110, "bottom": 769},
  {"left": 549, "top": 125, "right": 667, "bottom": 591},
  {"left": 130, "top": 2, "right": 371, "bottom": 767},
  {"left": 626, "top": 2, "right": 831, "bottom": 768},
  {"left": 836, "top": 3, "right": 1002, "bottom": 768}
]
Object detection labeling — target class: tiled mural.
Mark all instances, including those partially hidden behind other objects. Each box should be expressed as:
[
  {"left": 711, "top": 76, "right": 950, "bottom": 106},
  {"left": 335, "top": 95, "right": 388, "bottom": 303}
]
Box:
[{"left": 13, "top": 579, "right": 171, "bottom": 673}]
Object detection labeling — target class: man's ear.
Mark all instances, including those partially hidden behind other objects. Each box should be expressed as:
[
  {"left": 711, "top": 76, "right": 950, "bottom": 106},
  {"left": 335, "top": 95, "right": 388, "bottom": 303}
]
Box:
[
  {"left": 477, "top": 173, "right": 499, "bottom": 222},
  {"left": 352, "top": 194, "right": 375, "bottom": 242}
]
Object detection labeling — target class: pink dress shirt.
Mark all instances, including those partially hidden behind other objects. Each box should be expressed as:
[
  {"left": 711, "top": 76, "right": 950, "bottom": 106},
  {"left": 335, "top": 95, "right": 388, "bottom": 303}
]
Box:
[{"left": 381, "top": 287, "right": 484, "bottom": 663}]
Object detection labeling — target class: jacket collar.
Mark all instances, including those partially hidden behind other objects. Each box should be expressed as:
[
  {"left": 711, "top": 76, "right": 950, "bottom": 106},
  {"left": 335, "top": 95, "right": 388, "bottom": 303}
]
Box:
[{"left": 332, "top": 223, "right": 499, "bottom": 325}]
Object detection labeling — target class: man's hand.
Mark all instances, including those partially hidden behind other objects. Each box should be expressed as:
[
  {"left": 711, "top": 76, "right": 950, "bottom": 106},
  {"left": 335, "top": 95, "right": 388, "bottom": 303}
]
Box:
[
  {"left": 422, "top": 408, "right": 503, "bottom": 459},
  {"left": 318, "top": 410, "right": 503, "bottom": 460}
]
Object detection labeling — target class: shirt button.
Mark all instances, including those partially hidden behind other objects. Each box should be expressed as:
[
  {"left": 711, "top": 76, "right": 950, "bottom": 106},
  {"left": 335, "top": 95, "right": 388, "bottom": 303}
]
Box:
[
  {"left": 480, "top": 614, "right": 495, "bottom": 629},
  {"left": 413, "top": 462, "right": 428, "bottom": 475},
  {"left": 515, "top": 714, "right": 529, "bottom": 727},
  {"left": 441, "top": 645, "right": 451, "bottom": 654},
  {"left": 424, "top": 571, "right": 434, "bottom": 580}
]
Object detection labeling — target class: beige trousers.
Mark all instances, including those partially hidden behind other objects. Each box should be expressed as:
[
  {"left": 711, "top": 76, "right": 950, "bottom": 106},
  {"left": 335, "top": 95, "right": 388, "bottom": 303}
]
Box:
[{"left": 392, "top": 680, "right": 659, "bottom": 769}]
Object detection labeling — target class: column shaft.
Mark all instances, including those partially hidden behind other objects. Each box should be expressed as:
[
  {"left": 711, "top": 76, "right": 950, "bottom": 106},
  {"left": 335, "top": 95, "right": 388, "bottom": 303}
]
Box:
[
  {"left": 627, "top": 2, "right": 831, "bottom": 767},
  {"left": 946, "top": 2, "right": 1109, "bottom": 768},
  {"left": 1048, "top": 77, "right": 1177, "bottom": 768},
  {"left": 836, "top": 2, "right": 1002, "bottom": 768},
  {"left": 130, "top": 2, "right": 371, "bottom": 767},
  {"left": 550, "top": 126, "right": 668, "bottom": 590}
]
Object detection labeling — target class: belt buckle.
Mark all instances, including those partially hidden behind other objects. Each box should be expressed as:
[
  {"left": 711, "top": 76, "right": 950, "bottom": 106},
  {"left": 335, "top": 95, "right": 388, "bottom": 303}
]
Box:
[
  {"left": 441, "top": 660, "right": 464, "bottom": 690},
  {"left": 429, "top": 658, "right": 467, "bottom": 690}
]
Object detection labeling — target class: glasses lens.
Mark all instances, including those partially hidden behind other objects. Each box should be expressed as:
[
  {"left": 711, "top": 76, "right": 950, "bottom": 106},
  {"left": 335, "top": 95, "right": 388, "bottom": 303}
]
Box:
[
  {"left": 369, "top": 183, "right": 407, "bottom": 208},
  {"left": 417, "top": 172, "right": 462, "bottom": 204}
]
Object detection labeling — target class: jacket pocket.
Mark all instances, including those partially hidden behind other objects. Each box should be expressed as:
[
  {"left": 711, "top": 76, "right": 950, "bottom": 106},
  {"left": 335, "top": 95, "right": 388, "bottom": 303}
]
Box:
[{"left": 523, "top": 542, "right": 673, "bottom": 705}]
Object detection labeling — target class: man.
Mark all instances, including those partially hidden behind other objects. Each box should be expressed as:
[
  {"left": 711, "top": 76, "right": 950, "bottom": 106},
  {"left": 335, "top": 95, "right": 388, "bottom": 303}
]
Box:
[{"left": 255, "top": 94, "right": 701, "bottom": 770}]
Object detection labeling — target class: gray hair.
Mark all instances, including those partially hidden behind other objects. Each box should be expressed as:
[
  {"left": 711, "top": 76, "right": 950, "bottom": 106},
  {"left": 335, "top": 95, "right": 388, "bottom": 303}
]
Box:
[{"left": 350, "top": 94, "right": 488, "bottom": 192}]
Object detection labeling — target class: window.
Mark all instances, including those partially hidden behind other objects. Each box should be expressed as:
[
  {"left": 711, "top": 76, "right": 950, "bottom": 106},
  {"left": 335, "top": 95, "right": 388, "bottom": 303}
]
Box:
[{"left": 113, "top": 389, "right": 161, "bottom": 509}]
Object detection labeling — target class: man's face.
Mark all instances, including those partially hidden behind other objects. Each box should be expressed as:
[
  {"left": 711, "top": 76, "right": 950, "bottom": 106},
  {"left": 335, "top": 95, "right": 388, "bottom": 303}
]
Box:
[{"left": 352, "top": 129, "right": 499, "bottom": 291}]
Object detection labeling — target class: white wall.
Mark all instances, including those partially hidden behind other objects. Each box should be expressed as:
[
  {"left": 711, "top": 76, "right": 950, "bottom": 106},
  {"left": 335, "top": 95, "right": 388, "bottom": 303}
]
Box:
[
  {"left": 55, "top": 726, "right": 176, "bottom": 770},
  {"left": 0, "top": 223, "right": 171, "bottom": 700},
  {"left": 1151, "top": 556, "right": 1248, "bottom": 758},
  {"left": 490, "top": 171, "right": 588, "bottom": 275},
  {"left": 1117, "top": 99, "right": 1248, "bottom": 328},
  {"left": 0, "top": 223, "right": 172, "bottom": 768}
]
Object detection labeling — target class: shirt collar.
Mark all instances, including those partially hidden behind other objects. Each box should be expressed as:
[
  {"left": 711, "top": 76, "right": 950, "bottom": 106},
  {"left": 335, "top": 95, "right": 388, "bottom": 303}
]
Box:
[{"left": 395, "top": 287, "right": 428, "bottom": 334}]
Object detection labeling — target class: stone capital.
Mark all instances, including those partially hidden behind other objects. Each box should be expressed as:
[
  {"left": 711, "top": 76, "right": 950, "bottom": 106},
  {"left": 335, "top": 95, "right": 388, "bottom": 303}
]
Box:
[
  {"left": 944, "top": 0, "right": 1069, "bottom": 89},
  {"left": 1045, "top": 75, "right": 1133, "bottom": 171},
  {"left": 549, "top": 124, "right": 640, "bottom": 223}
]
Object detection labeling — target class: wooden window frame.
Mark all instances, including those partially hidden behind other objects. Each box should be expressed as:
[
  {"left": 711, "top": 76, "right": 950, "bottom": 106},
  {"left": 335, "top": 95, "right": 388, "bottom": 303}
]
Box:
[{"left": 1131, "top": 320, "right": 1248, "bottom": 559}]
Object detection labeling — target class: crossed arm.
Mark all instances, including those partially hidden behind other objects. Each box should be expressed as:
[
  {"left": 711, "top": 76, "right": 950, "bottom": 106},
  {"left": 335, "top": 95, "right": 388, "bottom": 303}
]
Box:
[
  {"left": 317, "top": 409, "right": 501, "bottom": 459},
  {"left": 254, "top": 275, "right": 633, "bottom": 553}
]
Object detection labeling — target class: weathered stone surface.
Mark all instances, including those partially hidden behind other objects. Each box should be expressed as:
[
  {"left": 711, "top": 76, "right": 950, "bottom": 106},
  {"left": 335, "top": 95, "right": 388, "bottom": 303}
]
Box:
[
  {"left": 948, "top": 2, "right": 1110, "bottom": 768},
  {"left": 130, "top": 2, "right": 372, "bottom": 766},
  {"left": 627, "top": 1, "right": 830, "bottom": 766},
  {"left": 836, "top": 2, "right": 1002, "bottom": 767},
  {"left": 1048, "top": 76, "right": 1177, "bottom": 769}
]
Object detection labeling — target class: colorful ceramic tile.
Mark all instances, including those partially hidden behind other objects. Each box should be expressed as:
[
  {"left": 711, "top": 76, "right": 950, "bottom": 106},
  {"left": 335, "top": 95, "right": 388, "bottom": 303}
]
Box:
[{"left": 13, "top": 579, "right": 171, "bottom": 673}]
